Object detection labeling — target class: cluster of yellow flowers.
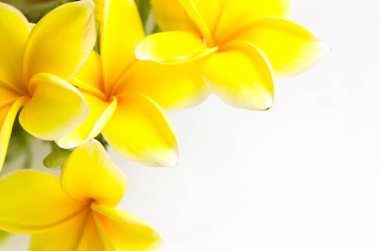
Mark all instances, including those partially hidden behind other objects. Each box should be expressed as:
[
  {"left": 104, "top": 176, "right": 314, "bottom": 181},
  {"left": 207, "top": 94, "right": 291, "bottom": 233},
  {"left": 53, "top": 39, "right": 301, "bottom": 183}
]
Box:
[{"left": 0, "top": 0, "right": 325, "bottom": 250}]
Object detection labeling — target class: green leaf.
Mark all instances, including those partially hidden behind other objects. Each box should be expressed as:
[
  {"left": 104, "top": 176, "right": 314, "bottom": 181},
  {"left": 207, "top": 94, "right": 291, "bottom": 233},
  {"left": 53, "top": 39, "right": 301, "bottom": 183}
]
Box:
[
  {"left": 134, "top": 0, "right": 159, "bottom": 34},
  {"left": 1, "top": 0, "right": 75, "bottom": 22},
  {"left": 43, "top": 143, "right": 71, "bottom": 169},
  {"left": 5, "top": 118, "right": 33, "bottom": 168},
  {"left": 95, "top": 134, "right": 109, "bottom": 150},
  {"left": 0, "top": 231, "right": 10, "bottom": 245},
  {"left": 134, "top": 0, "right": 151, "bottom": 27},
  {"left": 43, "top": 135, "right": 108, "bottom": 169}
]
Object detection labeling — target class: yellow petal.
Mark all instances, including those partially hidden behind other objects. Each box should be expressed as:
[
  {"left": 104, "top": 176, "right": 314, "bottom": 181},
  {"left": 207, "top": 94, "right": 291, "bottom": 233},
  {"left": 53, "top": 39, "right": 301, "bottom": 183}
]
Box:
[
  {"left": 28, "top": 22, "right": 35, "bottom": 29},
  {"left": 61, "top": 140, "right": 127, "bottom": 206},
  {"left": 23, "top": 0, "right": 96, "bottom": 82},
  {"left": 151, "top": 0, "right": 198, "bottom": 33},
  {"left": 214, "top": 0, "right": 290, "bottom": 44},
  {"left": 176, "top": 0, "right": 215, "bottom": 44},
  {"left": 231, "top": 17, "right": 327, "bottom": 75},
  {"left": 77, "top": 213, "right": 115, "bottom": 251},
  {"left": 31, "top": 211, "right": 115, "bottom": 251},
  {"left": 0, "top": 170, "right": 84, "bottom": 233},
  {"left": 179, "top": 0, "right": 221, "bottom": 33},
  {"left": 102, "top": 93, "right": 178, "bottom": 167},
  {"left": 0, "top": 2, "right": 30, "bottom": 94},
  {"left": 202, "top": 41, "right": 274, "bottom": 110},
  {"left": 71, "top": 51, "right": 107, "bottom": 100},
  {"left": 0, "top": 80, "right": 18, "bottom": 109},
  {"left": 93, "top": 204, "right": 162, "bottom": 251},
  {"left": 136, "top": 31, "right": 217, "bottom": 64},
  {"left": 100, "top": 0, "right": 144, "bottom": 89},
  {"left": 115, "top": 60, "right": 209, "bottom": 109},
  {"left": 94, "top": 0, "right": 105, "bottom": 22},
  {"left": 19, "top": 73, "right": 88, "bottom": 141},
  {"left": 0, "top": 98, "right": 27, "bottom": 171},
  {"left": 57, "top": 94, "right": 117, "bottom": 149},
  {"left": 30, "top": 211, "right": 89, "bottom": 251}
]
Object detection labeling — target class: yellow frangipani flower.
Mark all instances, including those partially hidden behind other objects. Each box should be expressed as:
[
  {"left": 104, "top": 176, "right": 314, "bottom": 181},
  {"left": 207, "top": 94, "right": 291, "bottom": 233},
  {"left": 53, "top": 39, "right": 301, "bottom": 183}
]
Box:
[
  {"left": 0, "top": 1, "right": 96, "bottom": 171},
  {"left": 136, "top": 0, "right": 327, "bottom": 110},
  {"left": 0, "top": 140, "right": 161, "bottom": 251},
  {"left": 57, "top": 0, "right": 209, "bottom": 167}
]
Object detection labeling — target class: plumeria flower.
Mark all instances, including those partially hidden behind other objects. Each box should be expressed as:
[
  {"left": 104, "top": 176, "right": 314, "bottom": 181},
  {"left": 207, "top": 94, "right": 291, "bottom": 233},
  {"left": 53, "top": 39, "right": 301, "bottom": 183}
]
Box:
[
  {"left": 57, "top": 0, "right": 208, "bottom": 167},
  {"left": 0, "top": 0, "right": 96, "bottom": 170},
  {"left": 0, "top": 140, "right": 161, "bottom": 251},
  {"left": 136, "top": 0, "right": 327, "bottom": 110}
]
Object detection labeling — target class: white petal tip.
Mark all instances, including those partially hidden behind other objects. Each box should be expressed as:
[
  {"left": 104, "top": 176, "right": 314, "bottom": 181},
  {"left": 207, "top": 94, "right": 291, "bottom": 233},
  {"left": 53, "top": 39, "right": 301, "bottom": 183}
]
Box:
[
  {"left": 143, "top": 148, "right": 179, "bottom": 168},
  {"left": 315, "top": 40, "right": 330, "bottom": 58},
  {"left": 79, "top": 0, "right": 95, "bottom": 9}
]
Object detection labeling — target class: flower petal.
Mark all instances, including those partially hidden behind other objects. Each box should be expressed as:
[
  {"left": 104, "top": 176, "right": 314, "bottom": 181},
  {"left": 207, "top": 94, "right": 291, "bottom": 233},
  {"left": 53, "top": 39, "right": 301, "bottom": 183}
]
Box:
[
  {"left": 136, "top": 31, "right": 217, "bottom": 64},
  {"left": 30, "top": 211, "right": 89, "bottom": 251},
  {"left": 232, "top": 17, "right": 327, "bottom": 75},
  {"left": 214, "top": 0, "right": 290, "bottom": 43},
  {"left": 0, "top": 98, "right": 27, "bottom": 171},
  {"left": 0, "top": 170, "right": 84, "bottom": 233},
  {"left": 23, "top": 0, "right": 96, "bottom": 82},
  {"left": 151, "top": 0, "right": 198, "bottom": 33},
  {"left": 77, "top": 213, "right": 115, "bottom": 251},
  {"left": 115, "top": 61, "right": 209, "bottom": 109},
  {"left": 71, "top": 51, "right": 106, "bottom": 99},
  {"left": 94, "top": 0, "right": 105, "bottom": 22},
  {"left": 0, "top": 80, "right": 19, "bottom": 109},
  {"left": 57, "top": 94, "right": 117, "bottom": 149},
  {"left": 19, "top": 73, "right": 88, "bottom": 141},
  {"left": 181, "top": 0, "right": 221, "bottom": 32},
  {"left": 202, "top": 41, "right": 274, "bottom": 110},
  {"left": 102, "top": 93, "right": 178, "bottom": 167},
  {"left": 175, "top": 0, "right": 216, "bottom": 43},
  {"left": 93, "top": 204, "right": 162, "bottom": 251},
  {"left": 0, "top": 2, "right": 30, "bottom": 94},
  {"left": 61, "top": 140, "right": 127, "bottom": 206},
  {"left": 100, "top": 0, "right": 144, "bottom": 88}
]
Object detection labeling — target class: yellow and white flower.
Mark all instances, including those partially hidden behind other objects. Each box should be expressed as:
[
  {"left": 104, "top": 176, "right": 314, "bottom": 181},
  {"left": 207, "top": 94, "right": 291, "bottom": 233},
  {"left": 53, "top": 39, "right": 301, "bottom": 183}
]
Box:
[
  {"left": 0, "top": 0, "right": 96, "bottom": 171},
  {"left": 136, "top": 0, "right": 327, "bottom": 110},
  {"left": 57, "top": 0, "right": 209, "bottom": 167},
  {"left": 0, "top": 140, "right": 161, "bottom": 251}
]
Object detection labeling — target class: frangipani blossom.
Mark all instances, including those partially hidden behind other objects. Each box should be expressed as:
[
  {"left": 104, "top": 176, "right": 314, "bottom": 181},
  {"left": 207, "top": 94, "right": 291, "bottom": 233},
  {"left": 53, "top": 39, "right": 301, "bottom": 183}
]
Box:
[
  {"left": 136, "top": 0, "right": 327, "bottom": 110},
  {"left": 0, "top": 140, "right": 161, "bottom": 251},
  {"left": 0, "top": 1, "right": 96, "bottom": 170},
  {"left": 57, "top": 0, "right": 208, "bottom": 167}
]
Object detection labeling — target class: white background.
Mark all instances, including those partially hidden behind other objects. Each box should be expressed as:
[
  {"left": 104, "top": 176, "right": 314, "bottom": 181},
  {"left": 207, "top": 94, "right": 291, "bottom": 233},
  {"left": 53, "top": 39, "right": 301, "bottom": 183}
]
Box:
[{"left": 2, "top": 0, "right": 380, "bottom": 250}]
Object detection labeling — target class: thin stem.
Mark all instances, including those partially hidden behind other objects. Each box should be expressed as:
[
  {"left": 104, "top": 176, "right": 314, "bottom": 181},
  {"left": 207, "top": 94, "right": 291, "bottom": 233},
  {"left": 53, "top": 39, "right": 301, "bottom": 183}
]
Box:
[{"left": 23, "top": 143, "right": 33, "bottom": 169}]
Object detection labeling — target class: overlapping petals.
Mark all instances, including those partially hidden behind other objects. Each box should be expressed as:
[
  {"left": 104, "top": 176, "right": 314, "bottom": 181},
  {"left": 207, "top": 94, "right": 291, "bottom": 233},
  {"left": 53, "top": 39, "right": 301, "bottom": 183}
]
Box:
[
  {"left": 0, "top": 0, "right": 96, "bottom": 171},
  {"left": 61, "top": 140, "right": 126, "bottom": 206},
  {"left": 202, "top": 42, "right": 274, "bottom": 110},
  {"left": 0, "top": 2, "right": 29, "bottom": 94},
  {"left": 135, "top": 31, "right": 218, "bottom": 63},
  {"left": 116, "top": 60, "right": 209, "bottom": 109},
  {"left": 213, "top": 0, "right": 291, "bottom": 42},
  {"left": 0, "top": 170, "right": 84, "bottom": 233},
  {"left": 57, "top": 94, "right": 117, "bottom": 149},
  {"left": 0, "top": 140, "right": 161, "bottom": 251},
  {"left": 60, "top": 0, "right": 208, "bottom": 167},
  {"left": 151, "top": 0, "right": 198, "bottom": 34},
  {"left": 92, "top": 204, "right": 161, "bottom": 251},
  {"left": 228, "top": 17, "right": 328, "bottom": 75},
  {"left": 0, "top": 0, "right": 327, "bottom": 250},
  {"left": 102, "top": 93, "right": 178, "bottom": 166},
  {"left": 137, "top": 0, "right": 326, "bottom": 110},
  {"left": 23, "top": 0, "right": 96, "bottom": 81},
  {"left": 19, "top": 74, "right": 88, "bottom": 140},
  {"left": 0, "top": 98, "right": 28, "bottom": 171},
  {"left": 100, "top": 0, "right": 144, "bottom": 87}
]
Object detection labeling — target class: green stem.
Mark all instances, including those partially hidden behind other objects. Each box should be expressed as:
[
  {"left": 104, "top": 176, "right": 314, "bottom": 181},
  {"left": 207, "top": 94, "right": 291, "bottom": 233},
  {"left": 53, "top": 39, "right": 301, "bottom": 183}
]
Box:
[{"left": 23, "top": 144, "right": 33, "bottom": 169}]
